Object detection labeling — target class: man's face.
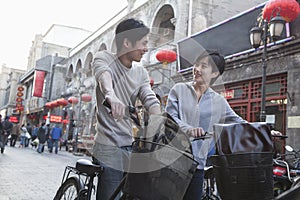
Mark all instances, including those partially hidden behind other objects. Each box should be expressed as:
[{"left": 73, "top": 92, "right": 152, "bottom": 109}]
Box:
[{"left": 127, "top": 35, "right": 148, "bottom": 62}]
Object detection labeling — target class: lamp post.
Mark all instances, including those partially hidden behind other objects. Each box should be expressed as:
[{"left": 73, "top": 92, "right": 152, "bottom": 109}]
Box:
[
  {"left": 73, "top": 73, "right": 86, "bottom": 154},
  {"left": 249, "top": 14, "right": 286, "bottom": 122}
]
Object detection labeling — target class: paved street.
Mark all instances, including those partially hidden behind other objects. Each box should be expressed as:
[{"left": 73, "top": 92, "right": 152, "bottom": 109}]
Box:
[{"left": 0, "top": 143, "right": 93, "bottom": 200}]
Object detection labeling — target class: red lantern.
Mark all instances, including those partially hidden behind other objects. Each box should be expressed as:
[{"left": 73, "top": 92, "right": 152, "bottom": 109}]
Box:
[
  {"left": 57, "top": 98, "right": 69, "bottom": 107},
  {"left": 263, "top": 0, "right": 300, "bottom": 22},
  {"left": 81, "top": 94, "right": 92, "bottom": 102},
  {"left": 68, "top": 96, "right": 79, "bottom": 105},
  {"left": 17, "top": 106, "right": 24, "bottom": 111},
  {"left": 45, "top": 102, "right": 53, "bottom": 109},
  {"left": 155, "top": 49, "right": 177, "bottom": 66},
  {"left": 51, "top": 100, "right": 59, "bottom": 108},
  {"left": 17, "top": 86, "right": 24, "bottom": 91}
]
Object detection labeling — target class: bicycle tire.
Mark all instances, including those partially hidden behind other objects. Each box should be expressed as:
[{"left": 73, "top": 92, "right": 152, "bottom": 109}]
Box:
[{"left": 54, "top": 177, "right": 83, "bottom": 200}]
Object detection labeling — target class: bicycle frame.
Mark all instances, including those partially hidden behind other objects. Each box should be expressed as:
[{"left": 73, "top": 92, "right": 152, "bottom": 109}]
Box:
[{"left": 60, "top": 164, "right": 100, "bottom": 200}]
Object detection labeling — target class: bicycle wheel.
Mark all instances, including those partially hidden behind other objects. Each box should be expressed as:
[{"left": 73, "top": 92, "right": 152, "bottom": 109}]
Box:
[{"left": 54, "top": 177, "right": 82, "bottom": 200}]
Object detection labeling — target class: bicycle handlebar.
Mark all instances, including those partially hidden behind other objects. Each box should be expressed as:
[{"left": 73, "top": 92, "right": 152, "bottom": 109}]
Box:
[
  {"left": 271, "top": 135, "right": 288, "bottom": 139},
  {"left": 192, "top": 132, "right": 213, "bottom": 141},
  {"left": 103, "top": 100, "right": 141, "bottom": 127}
]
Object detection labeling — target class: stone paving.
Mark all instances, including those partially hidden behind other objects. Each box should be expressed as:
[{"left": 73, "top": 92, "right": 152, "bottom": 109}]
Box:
[{"left": 0, "top": 143, "right": 93, "bottom": 200}]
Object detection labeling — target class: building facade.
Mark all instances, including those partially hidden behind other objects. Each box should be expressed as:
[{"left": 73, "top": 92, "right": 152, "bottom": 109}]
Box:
[
  {"left": 0, "top": 65, "right": 25, "bottom": 119},
  {"left": 5, "top": 0, "right": 299, "bottom": 152}
]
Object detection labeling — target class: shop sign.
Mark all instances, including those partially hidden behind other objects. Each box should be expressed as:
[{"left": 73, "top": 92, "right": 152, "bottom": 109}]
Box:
[
  {"left": 9, "top": 116, "right": 19, "bottom": 123},
  {"left": 43, "top": 115, "right": 62, "bottom": 123},
  {"left": 221, "top": 89, "right": 235, "bottom": 99},
  {"left": 32, "top": 70, "right": 45, "bottom": 97}
]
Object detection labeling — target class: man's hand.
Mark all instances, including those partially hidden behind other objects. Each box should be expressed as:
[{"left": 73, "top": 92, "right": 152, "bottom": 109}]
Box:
[
  {"left": 105, "top": 93, "right": 126, "bottom": 120},
  {"left": 188, "top": 127, "right": 206, "bottom": 138}
]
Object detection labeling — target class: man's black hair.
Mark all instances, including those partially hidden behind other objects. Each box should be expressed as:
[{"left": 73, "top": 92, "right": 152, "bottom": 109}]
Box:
[{"left": 115, "top": 18, "right": 150, "bottom": 51}]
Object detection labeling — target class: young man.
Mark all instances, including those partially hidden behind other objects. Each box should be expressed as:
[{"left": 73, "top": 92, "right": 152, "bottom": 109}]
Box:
[
  {"left": 92, "top": 18, "right": 161, "bottom": 199},
  {"left": 166, "top": 50, "right": 246, "bottom": 199}
]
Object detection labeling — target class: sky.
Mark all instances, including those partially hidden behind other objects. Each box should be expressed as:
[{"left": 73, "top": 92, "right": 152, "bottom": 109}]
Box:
[{"left": 0, "top": 0, "right": 127, "bottom": 70}]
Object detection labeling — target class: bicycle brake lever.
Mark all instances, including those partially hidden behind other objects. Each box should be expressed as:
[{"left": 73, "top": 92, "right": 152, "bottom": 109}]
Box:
[
  {"left": 103, "top": 100, "right": 140, "bottom": 127},
  {"left": 192, "top": 132, "right": 213, "bottom": 141}
]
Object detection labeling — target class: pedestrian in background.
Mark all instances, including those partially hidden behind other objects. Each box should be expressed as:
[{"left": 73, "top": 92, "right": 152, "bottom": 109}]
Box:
[
  {"left": 37, "top": 122, "right": 47, "bottom": 153},
  {"left": 19, "top": 124, "right": 27, "bottom": 148},
  {"left": 0, "top": 115, "right": 3, "bottom": 153},
  {"left": 25, "top": 123, "right": 32, "bottom": 147},
  {"left": 30, "top": 124, "right": 39, "bottom": 148},
  {"left": 1, "top": 116, "right": 13, "bottom": 153},
  {"left": 10, "top": 123, "right": 20, "bottom": 147},
  {"left": 50, "top": 124, "right": 62, "bottom": 154},
  {"left": 45, "top": 124, "right": 52, "bottom": 152}
]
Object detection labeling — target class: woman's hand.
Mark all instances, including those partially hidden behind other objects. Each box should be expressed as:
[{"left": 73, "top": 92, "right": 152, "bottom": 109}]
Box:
[
  {"left": 188, "top": 127, "right": 206, "bottom": 138},
  {"left": 271, "top": 130, "right": 282, "bottom": 136}
]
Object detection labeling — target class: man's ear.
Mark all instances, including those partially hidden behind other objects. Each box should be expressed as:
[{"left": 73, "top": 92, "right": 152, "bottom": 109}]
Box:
[{"left": 123, "top": 38, "right": 132, "bottom": 48}]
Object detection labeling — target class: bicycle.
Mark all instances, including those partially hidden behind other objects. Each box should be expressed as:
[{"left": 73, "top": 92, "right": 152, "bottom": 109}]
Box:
[
  {"left": 201, "top": 165, "right": 220, "bottom": 200},
  {"left": 54, "top": 102, "right": 200, "bottom": 200},
  {"left": 54, "top": 159, "right": 103, "bottom": 199},
  {"left": 54, "top": 102, "right": 139, "bottom": 200},
  {"left": 272, "top": 135, "right": 300, "bottom": 197}
]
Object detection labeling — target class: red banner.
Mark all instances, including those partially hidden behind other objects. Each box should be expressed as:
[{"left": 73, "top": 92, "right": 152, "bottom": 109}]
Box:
[{"left": 32, "top": 70, "right": 45, "bottom": 97}]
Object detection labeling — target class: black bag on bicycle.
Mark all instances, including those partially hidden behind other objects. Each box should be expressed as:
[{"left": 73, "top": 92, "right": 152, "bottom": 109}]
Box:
[
  {"left": 122, "top": 113, "right": 198, "bottom": 200},
  {"left": 210, "top": 122, "right": 274, "bottom": 200}
]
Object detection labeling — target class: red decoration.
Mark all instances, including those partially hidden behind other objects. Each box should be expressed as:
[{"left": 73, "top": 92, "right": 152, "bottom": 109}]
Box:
[
  {"left": 81, "top": 94, "right": 92, "bottom": 102},
  {"left": 16, "top": 106, "right": 24, "bottom": 111},
  {"left": 263, "top": 0, "right": 300, "bottom": 22},
  {"left": 16, "top": 97, "right": 23, "bottom": 102},
  {"left": 17, "top": 86, "right": 24, "bottom": 91},
  {"left": 68, "top": 96, "right": 79, "bottom": 105},
  {"left": 51, "top": 100, "right": 59, "bottom": 108},
  {"left": 32, "top": 70, "right": 46, "bottom": 97},
  {"left": 155, "top": 50, "right": 177, "bottom": 65},
  {"left": 45, "top": 102, "right": 53, "bottom": 109},
  {"left": 57, "top": 98, "right": 69, "bottom": 107},
  {"left": 17, "top": 91, "right": 23, "bottom": 97},
  {"left": 149, "top": 77, "right": 154, "bottom": 87}
]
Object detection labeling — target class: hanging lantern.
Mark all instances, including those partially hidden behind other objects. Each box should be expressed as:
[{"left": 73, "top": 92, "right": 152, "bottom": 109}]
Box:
[
  {"left": 57, "top": 98, "right": 69, "bottom": 107},
  {"left": 155, "top": 49, "right": 177, "bottom": 67},
  {"left": 17, "top": 106, "right": 24, "bottom": 111},
  {"left": 68, "top": 96, "right": 79, "bottom": 105},
  {"left": 149, "top": 77, "right": 154, "bottom": 87},
  {"left": 263, "top": 0, "right": 300, "bottom": 22},
  {"left": 51, "top": 100, "right": 60, "bottom": 108},
  {"left": 81, "top": 94, "right": 92, "bottom": 103},
  {"left": 45, "top": 102, "right": 53, "bottom": 109}
]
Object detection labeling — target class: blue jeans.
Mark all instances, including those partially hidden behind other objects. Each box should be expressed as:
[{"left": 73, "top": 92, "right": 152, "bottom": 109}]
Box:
[
  {"left": 92, "top": 143, "right": 132, "bottom": 200},
  {"left": 20, "top": 135, "right": 26, "bottom": 146},
  {"left": 37, "top": 143, "right": 44, "bottom": 153},
  {"left": 183, "top": 169, "right": 204, "bottom": 200},
  {"left": 51, "top": 139, "right": 59, "bottom": 153}
]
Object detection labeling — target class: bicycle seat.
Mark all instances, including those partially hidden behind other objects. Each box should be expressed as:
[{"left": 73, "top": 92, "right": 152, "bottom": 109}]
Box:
[{"left": 76, "top": 159, "right": 103, "bottom": 176}]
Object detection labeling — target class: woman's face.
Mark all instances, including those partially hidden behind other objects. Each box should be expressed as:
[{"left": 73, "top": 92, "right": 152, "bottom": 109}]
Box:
[{"left": 193, "top": 56, "right": 219, "bottom": 86}]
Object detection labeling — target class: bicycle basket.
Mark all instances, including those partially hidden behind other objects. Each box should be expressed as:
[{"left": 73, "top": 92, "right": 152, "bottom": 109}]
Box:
[
  {"left": 211, "top": 152, "right": 274, "bottom": 200},
  {"left": 123, "top": 140, "right": 198, "bottom": 200},
  {"left": 136, "top": 112, "right": 193, "bottom": 153}
]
